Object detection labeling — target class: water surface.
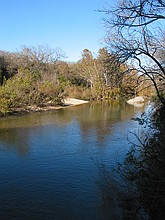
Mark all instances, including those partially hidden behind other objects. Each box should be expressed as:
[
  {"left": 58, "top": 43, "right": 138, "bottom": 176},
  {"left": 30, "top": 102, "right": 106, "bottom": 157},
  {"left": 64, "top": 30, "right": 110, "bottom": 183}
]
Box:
[{"left": 0, "top": 100, "right": 146, "bottom": 220}]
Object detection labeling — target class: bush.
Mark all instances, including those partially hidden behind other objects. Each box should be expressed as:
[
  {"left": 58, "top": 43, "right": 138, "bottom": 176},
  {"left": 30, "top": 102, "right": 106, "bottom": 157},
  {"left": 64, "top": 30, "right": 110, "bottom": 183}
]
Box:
[
  {"left": 0, "top": 69, "right": 34, "bottom": 109},
  {"left": 0, "top": 69, "right": 65, "bottom": 115},
  {"left": 65, "top": 85, "right": 94, "bottom": 100}
]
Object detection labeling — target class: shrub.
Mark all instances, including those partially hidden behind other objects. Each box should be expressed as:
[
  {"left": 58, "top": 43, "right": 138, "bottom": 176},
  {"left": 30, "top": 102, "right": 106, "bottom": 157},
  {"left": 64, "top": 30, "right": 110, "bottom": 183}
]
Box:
[{"left": 0, "top": 69, "right": 65, "bottom": 115}]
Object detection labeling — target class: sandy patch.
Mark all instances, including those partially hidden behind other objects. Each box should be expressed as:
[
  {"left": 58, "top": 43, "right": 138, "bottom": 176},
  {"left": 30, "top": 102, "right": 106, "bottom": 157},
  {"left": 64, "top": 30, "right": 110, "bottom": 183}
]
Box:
[
  {"left": 63, "top": 98, "right": 89, "bottom": 106},
  {"left": 0, "top": 98, "right": 89, "bottom": 117},
  {"left": 127, "top": 96, "right": 144, "bottom": 107}
]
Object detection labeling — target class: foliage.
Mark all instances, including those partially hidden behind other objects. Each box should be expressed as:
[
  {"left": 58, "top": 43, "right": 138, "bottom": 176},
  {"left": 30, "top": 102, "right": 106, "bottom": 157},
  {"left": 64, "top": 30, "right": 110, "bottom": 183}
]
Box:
[
  {"left": 65, "top": 85, "right": 94, "bottom": 101},
  {"left": 0, "top": 50, "right": 21, "bottom": 84},
  {"left": 0, "top": 41, "right": 158, "bottom": 116},
  {"left": 0, "top": 70, "right": 34, "bottom": 109},
  {"left": 95, "top": 105, "right": 165, "bottom": 219},
  {"left": 0, "top": 68, "right": 64, "bottom": 115},
  {"left": 117, "top": 106, "right": 165, "bottom": 219},
  {"left": 71, "top": 48, "right": 133, "bottom": 100},
  {"left": 100, "top": 0, "right": 165, "bottom": 105}
]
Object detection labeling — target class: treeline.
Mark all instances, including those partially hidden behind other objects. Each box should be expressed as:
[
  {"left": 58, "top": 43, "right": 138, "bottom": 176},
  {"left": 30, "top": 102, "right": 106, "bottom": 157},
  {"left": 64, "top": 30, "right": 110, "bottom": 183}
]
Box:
[{"left": 0, "top": 45, "right": 146, "bottom": 115}]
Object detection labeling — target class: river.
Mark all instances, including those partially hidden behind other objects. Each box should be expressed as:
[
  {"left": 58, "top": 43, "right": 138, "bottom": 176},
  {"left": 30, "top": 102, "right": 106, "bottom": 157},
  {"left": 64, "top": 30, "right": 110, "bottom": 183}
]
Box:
[{"left": 0, "top": 100, "right": 146, "bottom": 220}]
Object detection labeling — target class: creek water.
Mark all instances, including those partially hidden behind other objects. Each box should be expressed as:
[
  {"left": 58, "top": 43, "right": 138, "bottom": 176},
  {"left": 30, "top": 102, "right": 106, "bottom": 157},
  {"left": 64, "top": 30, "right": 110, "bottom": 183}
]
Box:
[{"left": 0, "top": 100, "right": 146, "bottom": 220}]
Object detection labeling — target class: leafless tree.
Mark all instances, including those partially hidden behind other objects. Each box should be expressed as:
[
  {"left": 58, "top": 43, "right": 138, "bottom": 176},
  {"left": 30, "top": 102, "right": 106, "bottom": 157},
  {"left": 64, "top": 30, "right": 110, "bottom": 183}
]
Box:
[
  {"left": 101, "top": 0, "right": 165, "bottom": 28},
  {"left": 99, "top": 0, "right": 165, "bottom": 104},
  {"left": 17, "top": 45, "right": 66, "bottom": 76}
]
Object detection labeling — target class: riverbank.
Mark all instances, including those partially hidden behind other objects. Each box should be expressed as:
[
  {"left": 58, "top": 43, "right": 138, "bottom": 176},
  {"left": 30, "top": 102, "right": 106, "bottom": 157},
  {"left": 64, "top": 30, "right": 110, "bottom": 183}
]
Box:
[{"left": 0, "top": 98, "right": 89, "bottom": 117}]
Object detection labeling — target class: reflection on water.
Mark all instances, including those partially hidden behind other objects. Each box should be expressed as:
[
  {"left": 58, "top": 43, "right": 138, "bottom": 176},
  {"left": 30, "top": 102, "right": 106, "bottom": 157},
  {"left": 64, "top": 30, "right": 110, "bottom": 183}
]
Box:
[
  {"left": 116, "top": 106, "right": 165, "bottom": 220},
  {"left": 0, "top": 100, "right": 146, "bottom": 220}
]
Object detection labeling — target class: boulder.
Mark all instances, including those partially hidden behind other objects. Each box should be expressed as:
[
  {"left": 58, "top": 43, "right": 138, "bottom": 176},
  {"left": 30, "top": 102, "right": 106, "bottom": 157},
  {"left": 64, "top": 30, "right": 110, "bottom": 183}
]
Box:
[{"left": 127, "top": 96, "right": 144, "bottom": 106}]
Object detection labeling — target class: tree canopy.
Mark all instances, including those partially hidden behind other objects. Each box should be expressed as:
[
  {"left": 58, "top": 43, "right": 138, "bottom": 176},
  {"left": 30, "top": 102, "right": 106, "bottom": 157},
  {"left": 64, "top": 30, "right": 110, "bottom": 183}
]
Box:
[{"left": 100, "top": 0, "right": 165, "bottom": 104}]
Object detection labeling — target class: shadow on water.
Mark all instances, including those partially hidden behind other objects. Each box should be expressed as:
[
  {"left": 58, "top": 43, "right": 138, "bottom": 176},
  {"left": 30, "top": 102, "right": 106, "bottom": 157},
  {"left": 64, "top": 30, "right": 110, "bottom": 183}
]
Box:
[{"left": 97, "top": 105, "right": 165, "bottom": 220}]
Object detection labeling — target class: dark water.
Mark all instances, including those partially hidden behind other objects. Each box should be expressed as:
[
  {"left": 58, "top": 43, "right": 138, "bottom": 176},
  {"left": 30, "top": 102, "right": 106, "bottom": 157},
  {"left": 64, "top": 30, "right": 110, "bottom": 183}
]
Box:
[{"left": 0, "top": 100, "right": 146, "bottom": 220}]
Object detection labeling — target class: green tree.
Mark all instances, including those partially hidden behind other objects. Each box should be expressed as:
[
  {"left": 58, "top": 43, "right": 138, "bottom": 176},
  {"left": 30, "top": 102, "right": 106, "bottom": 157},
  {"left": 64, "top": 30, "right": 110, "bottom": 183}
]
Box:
[
  {"left": 78, "top": 49, "right": 98, "bottom": 89},
  {"left": 97, "top": 48, "right": 123, "bottom": 98},
  {"left": 0, "top": 52, "right": 17, "bottom": 85}
]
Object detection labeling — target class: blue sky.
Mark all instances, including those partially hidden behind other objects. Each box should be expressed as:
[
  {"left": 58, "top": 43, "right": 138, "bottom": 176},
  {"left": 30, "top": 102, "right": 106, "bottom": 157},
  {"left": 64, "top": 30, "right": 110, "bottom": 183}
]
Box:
[{"left": 0, "top": 0, "right": 115, "bottom": 61}]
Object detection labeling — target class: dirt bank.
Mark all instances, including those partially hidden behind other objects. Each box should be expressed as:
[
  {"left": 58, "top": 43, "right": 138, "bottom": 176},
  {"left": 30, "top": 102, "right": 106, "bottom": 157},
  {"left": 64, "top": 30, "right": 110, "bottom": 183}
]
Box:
[{"left": 0, "top": 98, "right": 89, "bottom": 117}]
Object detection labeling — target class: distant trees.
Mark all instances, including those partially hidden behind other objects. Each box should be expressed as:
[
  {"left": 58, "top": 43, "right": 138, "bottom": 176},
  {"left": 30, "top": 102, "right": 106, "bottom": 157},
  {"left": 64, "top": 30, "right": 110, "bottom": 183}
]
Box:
[
  {"left": 100, "top": 0, "right": 165, "bottom": 104},
  {"left": 0, "top": 51, "right": 17, "bottom": 85},
  {"left": 77, "top": 49, "right": 97, "bottom": 89},
  {"left": 0, "top": 55, "right": 6, "bottom": 85},
  {"left": 0, "top": 43, "right": 148, "bottom": 115},
  {"left": 17, "top": 45, "right": 65, "bottom": 76},
  {"left": 0, "top": 46, "right": 67, "bottom": 115},
  {"left": 97, "top": 48, "right": 123, "bottom": 97},
  {"left": 0, "top": 45, "right": 65, "bottom": 81},
  {"left": 71, "top": 48, "right": 138, "bottom": 100}
]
